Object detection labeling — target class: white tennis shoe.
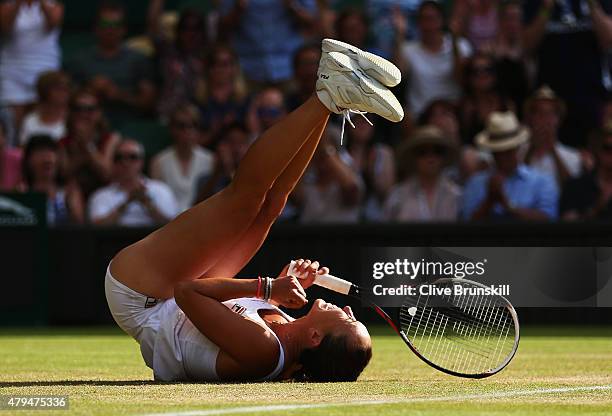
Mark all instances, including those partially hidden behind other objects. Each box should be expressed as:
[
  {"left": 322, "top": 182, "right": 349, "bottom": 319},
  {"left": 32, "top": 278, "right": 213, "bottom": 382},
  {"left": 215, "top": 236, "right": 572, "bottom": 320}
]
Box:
[
  {"left": 322, "top": 38, "right": 401, "bottom": 88},
  {"left": 316, "top": 50, "right": 404, "bottom": 126}
]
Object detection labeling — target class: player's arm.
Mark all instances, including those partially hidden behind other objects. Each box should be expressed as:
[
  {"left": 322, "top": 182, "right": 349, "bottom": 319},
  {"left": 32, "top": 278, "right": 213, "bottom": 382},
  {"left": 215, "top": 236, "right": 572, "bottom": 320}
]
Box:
[{"left": 174, "top": 276, "right": 307, "bottom": 376}]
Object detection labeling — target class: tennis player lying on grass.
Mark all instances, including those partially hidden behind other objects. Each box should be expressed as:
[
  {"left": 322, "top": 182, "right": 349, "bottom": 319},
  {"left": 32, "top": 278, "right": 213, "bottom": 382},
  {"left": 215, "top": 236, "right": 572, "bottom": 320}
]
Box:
[{"left": 105, "top": 39, "right": 403, "bottom": 382}]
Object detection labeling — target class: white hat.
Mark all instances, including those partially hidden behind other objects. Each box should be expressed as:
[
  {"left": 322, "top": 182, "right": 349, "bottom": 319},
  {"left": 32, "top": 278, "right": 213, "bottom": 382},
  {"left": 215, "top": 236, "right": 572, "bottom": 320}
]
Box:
[{"left": 475, "top": 111, "right": 530, "bottom": 152}]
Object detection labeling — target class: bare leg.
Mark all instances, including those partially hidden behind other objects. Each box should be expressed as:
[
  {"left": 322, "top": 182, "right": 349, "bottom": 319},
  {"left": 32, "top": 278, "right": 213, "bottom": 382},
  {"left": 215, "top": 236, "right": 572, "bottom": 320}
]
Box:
[
  {"left": 204, "top": 119, "right": 329, "bottom": 278},
  {"left": 111, "top": 97, "right": 329, "bottom": 298}
]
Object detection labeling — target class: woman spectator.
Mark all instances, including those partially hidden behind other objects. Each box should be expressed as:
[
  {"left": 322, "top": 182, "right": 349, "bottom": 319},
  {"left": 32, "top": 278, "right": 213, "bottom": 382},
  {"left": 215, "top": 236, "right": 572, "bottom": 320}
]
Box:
[
  {"left": 21, "top": 135, "right": 84, "bottom": 225},
  {"left": 345, "top": 115, "right": 395, "bottom": 222},
  {"left": 296, "top": 126, "right": 364, "bottom": 224},
  {"left": 199, "top": 44, "right": 248, "bottom": 146},
  {"left": 450, "top": 0, "right": 498, "bottom": 51},
  {"left": 384, "top": 125, "right": 461, "bottom": 222},
  {"left": 335, "top": 9, "right": 370, "bottom": 52},
  {"left": 490, "top": 0, "right": 530, "bottom": 113},
  {"left": 0, "top": 119, "right": 22, "bottom": 191},
  {"left": 0, "top": 0, "right": 63, "bottom": 129},
  {"left": 58, "top": 89, "right": 119, "bottom": 199},
  {"left": 150, "top": 103, "right": 214, "bottom": 212},
  {"left": 19, "top": 70, "right": 70, "bottom": 146},
  {"left": 459, "top": 52, "right": 514, "bottom": 145},
  {"left": 147, "top": 0, "right": 208, "bottom": 121},
  {"left": 394, "top": 0, "right": 472, "bottom": 118}
]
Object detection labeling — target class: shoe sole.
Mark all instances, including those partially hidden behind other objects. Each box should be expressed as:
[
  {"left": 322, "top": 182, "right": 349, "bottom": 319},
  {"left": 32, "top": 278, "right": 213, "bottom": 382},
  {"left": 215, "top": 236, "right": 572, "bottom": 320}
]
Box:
[
  {"left": 327, "top": 51, "right": 404, "bottom": 123},
  {"left": 322, "top": 38, "right": 401, "bottom": 88}
]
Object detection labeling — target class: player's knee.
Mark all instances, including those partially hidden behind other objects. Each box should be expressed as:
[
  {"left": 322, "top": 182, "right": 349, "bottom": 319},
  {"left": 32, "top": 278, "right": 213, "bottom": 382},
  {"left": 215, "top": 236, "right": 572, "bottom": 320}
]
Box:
[{"left": 260, "top": 192, "right": 288, "bottom": 221}]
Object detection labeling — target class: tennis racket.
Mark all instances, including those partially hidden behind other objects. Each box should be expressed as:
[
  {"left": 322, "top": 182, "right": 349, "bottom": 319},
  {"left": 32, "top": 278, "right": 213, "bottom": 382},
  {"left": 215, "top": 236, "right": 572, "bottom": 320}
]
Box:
[{"left": 288, "top": 261, "right": 520, "bottom": 378}]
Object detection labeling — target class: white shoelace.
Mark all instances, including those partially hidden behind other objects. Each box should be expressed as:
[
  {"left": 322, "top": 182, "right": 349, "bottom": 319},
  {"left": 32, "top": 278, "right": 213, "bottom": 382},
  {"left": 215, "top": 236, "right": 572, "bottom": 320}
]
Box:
[{"left": 340, "top": 109, "right": 373, "bottom": 145}]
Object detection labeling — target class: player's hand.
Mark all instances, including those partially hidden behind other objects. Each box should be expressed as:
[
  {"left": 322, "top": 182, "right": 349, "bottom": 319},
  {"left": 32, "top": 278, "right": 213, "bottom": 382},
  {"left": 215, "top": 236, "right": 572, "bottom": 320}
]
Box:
[
  {"left": 279, "top": 259, "right": 329, "bottom": 290},
  {"left": 270, "top": 275, "right": 307, "bottom": 309}
]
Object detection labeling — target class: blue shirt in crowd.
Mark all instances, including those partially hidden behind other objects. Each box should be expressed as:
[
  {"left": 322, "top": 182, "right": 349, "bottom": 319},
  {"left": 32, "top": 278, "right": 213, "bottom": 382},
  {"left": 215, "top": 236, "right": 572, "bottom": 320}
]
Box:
[
  {"left": 461, "top": 165, "right": 559, "bottom": 221},
  {"left": 220, "top": 0, "right": 316, "bottom": 83}
]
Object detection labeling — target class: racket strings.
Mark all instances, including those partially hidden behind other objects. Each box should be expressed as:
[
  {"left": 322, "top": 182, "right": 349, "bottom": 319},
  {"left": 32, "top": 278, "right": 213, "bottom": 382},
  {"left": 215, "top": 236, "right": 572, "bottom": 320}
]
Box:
[{"left": 399, "top": 284, "right": 517, "bottom": 375}]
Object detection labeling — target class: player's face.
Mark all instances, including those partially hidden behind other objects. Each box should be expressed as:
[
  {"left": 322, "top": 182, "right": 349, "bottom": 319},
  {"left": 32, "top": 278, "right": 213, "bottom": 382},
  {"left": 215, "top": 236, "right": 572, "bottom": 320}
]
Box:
[{"left": 306, "top": 299, "right": 371, "bottom": 347}]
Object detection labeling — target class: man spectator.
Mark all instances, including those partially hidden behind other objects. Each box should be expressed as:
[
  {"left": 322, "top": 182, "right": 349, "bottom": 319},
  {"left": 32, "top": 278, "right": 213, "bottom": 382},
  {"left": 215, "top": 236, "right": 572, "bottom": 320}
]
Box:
[
  {"left": 89, "top": 139, "right": 178, "bottom": 226},
  {"left": 150, "top": 104, "right": 214, "bottom": 213},
  {"left": 65, "top": 1, "right": 157, "bottom": 128},
  {"left": 218, "top": 0, "right": 318, "bottom": 86},
  {"left": 462, "top": 111, "right": 559, "bottom": 221},
  {"left": 523, "top": 0, "right": 612, "bottom": 147},
  {"left": 285, "top": 43, "right": 320, "bottom": 111},
  {"left": 560, "top": 122, "right": 612, "bottom": 220},
  {"left": 246, "top": 87, "right": 287, "bottom": 139},
  {"left": 523, "top": 86, "right": 582, "bottom": 184}
]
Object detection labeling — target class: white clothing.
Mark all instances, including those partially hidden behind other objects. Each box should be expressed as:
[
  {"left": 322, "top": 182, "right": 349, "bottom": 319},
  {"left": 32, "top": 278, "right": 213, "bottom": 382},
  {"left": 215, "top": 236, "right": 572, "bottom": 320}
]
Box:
[
  {"left": 88, "top": 177, "right": 179, "bottom": 226},
  {"left": 300, "top": 179, "right": 364, "bottom": 224},
  {"left": 0, "top": 1, "right": 61, "bottom": 105},
  {"left": 524, "top": 143, "right": 582, "bottom": 183},
  {"left": 150, "top": 146, "right": 214, "bottom": 212},
  {"left": 104, "top": 266, "right": 292, "bottom": 382},
  {"left": 19, "top": 111, "right": 66, "bottom": 145},
  {"left": 402, "top": 35, "right": 472, "bottom": 116}
]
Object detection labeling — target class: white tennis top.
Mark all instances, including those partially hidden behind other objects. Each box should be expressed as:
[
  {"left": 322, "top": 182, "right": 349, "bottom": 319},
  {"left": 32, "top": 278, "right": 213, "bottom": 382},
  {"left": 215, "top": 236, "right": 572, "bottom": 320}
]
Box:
[{"left": 146, "top": 297, "right": 293, "bottom": 382}]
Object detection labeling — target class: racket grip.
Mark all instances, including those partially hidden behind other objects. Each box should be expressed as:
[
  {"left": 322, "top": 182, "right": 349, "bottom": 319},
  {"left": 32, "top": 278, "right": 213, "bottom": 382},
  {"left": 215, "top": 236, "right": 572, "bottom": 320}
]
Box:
[{"left": 288, "top": 261, "right": 353, "bottom": 295}]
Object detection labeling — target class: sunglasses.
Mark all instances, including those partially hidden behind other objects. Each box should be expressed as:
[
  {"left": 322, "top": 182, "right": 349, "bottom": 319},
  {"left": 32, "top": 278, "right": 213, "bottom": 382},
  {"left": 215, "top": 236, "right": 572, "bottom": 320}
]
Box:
[
  {"left": 72, "top": 104, "right": 98, "bottom": 113},
  {"left": 114, "top": 153, "right": 142, "bottom": 163},
  {"left": 416, "top": 145, "right": 446, "bottom": 157},
  {"left": 172, "top": 121, "right": 199, "bottom": 130}
]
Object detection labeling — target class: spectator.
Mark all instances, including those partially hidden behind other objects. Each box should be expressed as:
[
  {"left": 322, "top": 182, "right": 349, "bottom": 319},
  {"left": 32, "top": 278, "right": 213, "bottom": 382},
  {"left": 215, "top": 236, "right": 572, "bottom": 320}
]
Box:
[
  {"left": 490, "top": 0, "right": 530, "bottom": 113},
  {"left": 150, "top": 104, "right": 214, "bottom": 212},
  {"left": 65, "top": 1, "right": 157, "bottom": 128},
  {"left": 246, "top": 87, "right": 287, "bottom": 139},
  {"left": 523, "top": 0, "right": 612, "bottom": 148},
  {"left": 195, "top": 122, "right": 250, "bottom": 203},
  {"left": 199, "top": 44, "right": 248, "bottom": 146},
  {"left": 59, "top": 89, "right": 119, "bottom": 199},
  {"left": 462, "top": 112, "right": 559, "bottom": 221},
  {"left": 345, "top": 115, "right": 395, "bottom": 221},
  {"left": 0, "top": 107, "right": 16, "bottom": 147},
  {"left": 285, "top": 43, "right": 321, "bottom": 111},
  {"left": 218, "top": 0, "right": 318, "bottom": 86},
  {"left": 384, "top": 125, "right": 461, "bottom": 222},
  {"left": 459, "top": 52, "right": 514, "bottom": 145},
  {"left": 419, "top": 99, "right": 489, "bottom": 184},
  {"left": 296, "top": 127, "right": 364, "bottom": 224},
  {"left": 147, "top": 0, "right": 208, "bottom": 121},
  {"left": 0, "top": 118, "right": 22, "bottom": 191},
  {"left": 0, "top": 0, "right": 63, "bottom": 129},
  {"left": 89, "top": 139, "right": 178, "bottom": 226},
  {"left": 560, "top": 122, "right": 612, "bottom": 220},
  {"left": 523, "top": 86, "right": 582, "bottom": 184},
  {"left": 335, "top": 8, "right": 370, "bottom": 51},
  {"left": 21, "top": 135, "right": 84, "bottom": 225},
  {"left": 394, "top": 0, "right": 472, "bottom": 118},
  {"left": 19, "top": 70, "right": 70, "bottom": 146},
  {"left": 451, "top": 0, "right": 499, "bottom": 51}
]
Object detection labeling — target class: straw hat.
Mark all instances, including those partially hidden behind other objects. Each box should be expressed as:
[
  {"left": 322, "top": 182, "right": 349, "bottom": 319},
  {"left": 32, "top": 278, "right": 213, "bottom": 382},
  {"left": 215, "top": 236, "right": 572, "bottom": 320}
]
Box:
[
  {"left": 523, "top": 85, "right": 567, "bottom": 118},
  {"left": 475, "top": 111, "right": 530, "bottom": 152}
]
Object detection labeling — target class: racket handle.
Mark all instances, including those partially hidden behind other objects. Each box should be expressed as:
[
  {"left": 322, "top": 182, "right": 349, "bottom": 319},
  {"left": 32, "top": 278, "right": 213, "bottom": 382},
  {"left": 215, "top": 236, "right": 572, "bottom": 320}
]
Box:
[{"left": 288, "top": 260, "right": 353, "bottom": 295}]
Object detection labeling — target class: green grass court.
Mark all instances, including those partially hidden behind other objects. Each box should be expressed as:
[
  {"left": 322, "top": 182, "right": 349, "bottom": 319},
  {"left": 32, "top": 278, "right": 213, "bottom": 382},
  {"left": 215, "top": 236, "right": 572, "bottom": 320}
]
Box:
[{"left": 1, "top": 326, "right": 611, "bottom": 416}]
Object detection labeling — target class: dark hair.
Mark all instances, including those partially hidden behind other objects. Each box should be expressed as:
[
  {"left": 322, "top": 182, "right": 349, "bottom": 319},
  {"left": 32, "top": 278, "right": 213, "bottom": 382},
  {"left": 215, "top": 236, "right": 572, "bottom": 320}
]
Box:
[
  {"left": 210, "top": 121, "right": 249, "bottom": 149},
  {"left": 36, "top": 70, "right": 70, "bottom": 101},
  {"left": 417, "top": 0, "right": 445, "bottom": 21},
  {"left": 22, "top": 135, "right": 60, "bottom": 187},
  {"left": 335, "top": 8, "right": 369, "bottom": 38},
  {"left": 294, "top": 334, "right": 372, "bottom": 382},
  {"left": 462, "top": 52, "right": 500, "bottom": 95},
  {"left": 418, "top": 99, "right": 458, "bottom": 126},
  {"left": 292, "top": 42, "right": 321, "bottom": 72},
  {"left": 96, "top": 0, "right": 126, "bottom": 24}
]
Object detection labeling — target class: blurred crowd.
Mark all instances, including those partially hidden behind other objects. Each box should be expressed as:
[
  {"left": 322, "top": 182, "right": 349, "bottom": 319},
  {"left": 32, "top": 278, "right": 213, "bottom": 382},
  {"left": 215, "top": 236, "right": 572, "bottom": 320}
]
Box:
[{"left": 2, "top": 0, "right": 612, "bottom": 226}]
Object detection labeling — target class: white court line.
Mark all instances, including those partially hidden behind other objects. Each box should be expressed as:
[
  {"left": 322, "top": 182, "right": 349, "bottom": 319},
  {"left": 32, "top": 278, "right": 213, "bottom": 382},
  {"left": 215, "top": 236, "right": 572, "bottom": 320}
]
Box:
[{"left": 139, "top": 384, "right": 612, "bottom": 416}]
